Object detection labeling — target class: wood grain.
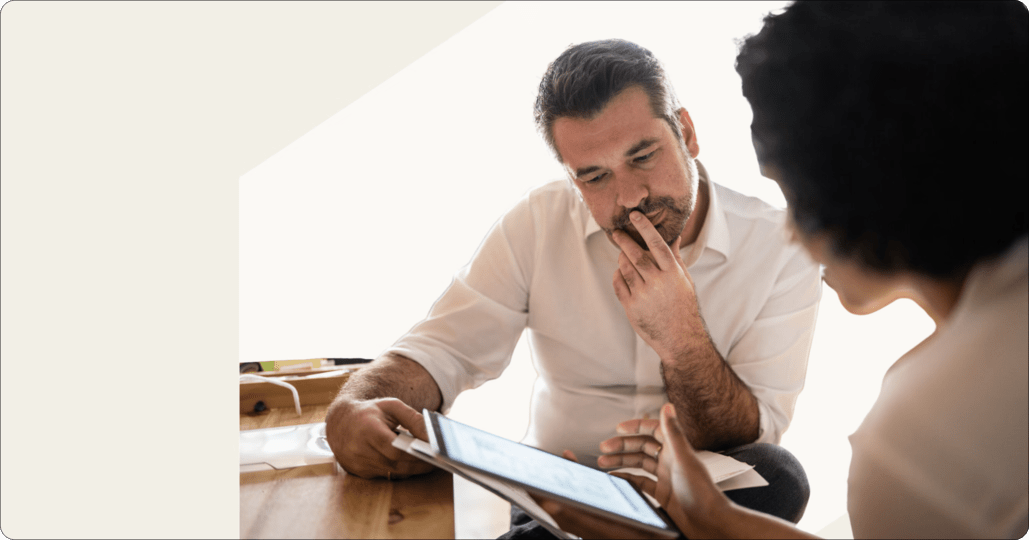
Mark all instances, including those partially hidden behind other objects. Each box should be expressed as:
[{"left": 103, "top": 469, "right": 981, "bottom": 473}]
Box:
[
  {"left": 240, "top": 403, "right": 333, "bottom": 430},
  {"left": 240, "top": 369, "right": 353, "bottom": 413},
  {"left": 239, "top": 372, "right": 455, "bottom": 539},
  {"left": 240, "top": 464, "right": 454, "bottom": 539}
]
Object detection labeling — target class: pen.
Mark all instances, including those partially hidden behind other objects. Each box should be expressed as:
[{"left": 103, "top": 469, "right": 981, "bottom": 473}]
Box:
[
  {"left": 327, "top": 358, "right": 374, "bottom": 365},
  {"left": 239, "top": 358, "right": 373, "bottom": 373}
]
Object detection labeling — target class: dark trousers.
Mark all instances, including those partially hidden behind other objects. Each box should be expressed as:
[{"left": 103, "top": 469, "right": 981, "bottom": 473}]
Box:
[{"left": 499, "top": 442, "right": 809, "bottom": 539}]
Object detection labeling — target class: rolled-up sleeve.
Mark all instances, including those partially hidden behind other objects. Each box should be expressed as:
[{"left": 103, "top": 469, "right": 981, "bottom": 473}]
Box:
[
  {"left": 387, "top": 195, "right": 536, "bottom": 412},
  {"left": 728, "top": 244, "right": 822, "bottom": 444}
]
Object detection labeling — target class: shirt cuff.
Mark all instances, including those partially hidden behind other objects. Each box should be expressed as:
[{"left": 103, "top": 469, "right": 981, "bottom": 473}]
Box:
[
  {"left": 385, "top": 344, "right": 461, "bottom": 414},
  {"left": 755, "top": 399, "right": 783, "bottom": 445}
]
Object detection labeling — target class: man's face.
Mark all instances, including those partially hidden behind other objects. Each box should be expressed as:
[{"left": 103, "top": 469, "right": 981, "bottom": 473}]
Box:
[{"left": 552, "top": 86, "right": 701, "bottom": 250}]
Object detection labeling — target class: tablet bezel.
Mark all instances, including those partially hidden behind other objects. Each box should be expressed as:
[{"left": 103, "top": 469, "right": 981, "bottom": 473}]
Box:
[{"left": 426, "top": 410, "right": 679, "bottom": 539}]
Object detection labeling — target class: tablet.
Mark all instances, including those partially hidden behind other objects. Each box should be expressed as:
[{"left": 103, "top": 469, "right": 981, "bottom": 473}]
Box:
[{"left": 425, "top": 410, "right": 679, "bottom": 538}]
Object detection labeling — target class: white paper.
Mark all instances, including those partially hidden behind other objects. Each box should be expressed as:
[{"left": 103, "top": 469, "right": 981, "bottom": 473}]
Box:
[
  {"left": 700, "top": 449, "right": 768, "bottom": 489},
  {"left": 240, "top": 422, "right": 335, "bottom": 472},
  {"left": 613, "top": 450, "right": 768, "bottom": 495}
]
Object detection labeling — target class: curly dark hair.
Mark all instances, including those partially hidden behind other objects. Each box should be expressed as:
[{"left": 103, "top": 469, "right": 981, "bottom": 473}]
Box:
[
  {"left": 534, "top": 39, "right": 684, "bottom": 162},
  {"left": 736, "top": 1, "right": 1028, "bottom": 278}
]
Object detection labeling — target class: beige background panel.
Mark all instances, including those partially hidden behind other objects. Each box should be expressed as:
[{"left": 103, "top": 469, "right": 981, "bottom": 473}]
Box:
[{"left": 0, "top": 2, "right": 500, "bottom": 538}]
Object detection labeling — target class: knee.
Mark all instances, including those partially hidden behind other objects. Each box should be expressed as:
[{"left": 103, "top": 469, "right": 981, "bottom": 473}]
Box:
[
  {"left": 726, "top": 442, "right": 810, "bottom": 523},
  {"left": 753, "top": 443, "right": 810, "bottom": 501}
]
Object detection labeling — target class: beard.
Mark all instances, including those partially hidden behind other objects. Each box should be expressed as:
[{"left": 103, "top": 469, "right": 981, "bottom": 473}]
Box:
[
  {"left": 591, "top": 142, "right": 699, "bottom": 250},
  {"left": 605, "top": 192, "right": 693, "bottom": 250}
]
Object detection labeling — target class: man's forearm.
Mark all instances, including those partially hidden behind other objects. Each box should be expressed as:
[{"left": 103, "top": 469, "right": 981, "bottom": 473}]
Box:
[
  {"left": 661, "top": 338, "right": 760, "bottom": 451},
  {"left": 332, "top": 353, "right": 443, "bottom": 412}
]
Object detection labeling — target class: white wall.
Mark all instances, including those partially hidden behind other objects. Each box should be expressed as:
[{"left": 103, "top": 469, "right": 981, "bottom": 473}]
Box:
[{"left": 240, "top": 2, "right": 796, "bottom": 363}]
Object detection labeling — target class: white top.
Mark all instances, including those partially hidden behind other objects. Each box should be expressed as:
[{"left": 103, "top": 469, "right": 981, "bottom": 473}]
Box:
[
  {"left": 848, "top": 237, "right": 1029, "bottom": 539},
  {"left": 388, "top": 162, "right": 822, "bottom": 464}
]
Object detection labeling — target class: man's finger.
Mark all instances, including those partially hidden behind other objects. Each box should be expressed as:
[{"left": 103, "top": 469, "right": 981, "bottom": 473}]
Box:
[
  {"left": 367, "top": 425, "right": 437, "bottom": 478},
  {"left": 599, "top": 434, "right": 661, "bottom": 456},
  {"left": 380, "top": 399, "right": 430, "bottom": 442},
  {"left": 389, "top": 458, "right": 436, "bottom": 478},
  {"left": 617, "top": 251, "right": 645, "bottom": 291},
  {"left": 670, "top": 234, "right": 687, "bottom": 271},
  {"left": 612, "top": 229, "right": 656, "bottom": 277},
  {"left": 629, "top": 211, "right": 677, "bottom": 271},
  {"left": 615, "top": 417, "right": 661, "bottom": 437},
  {"left": 365, "top": 399, "right": 438, "bottom": 475},
  {"left": 369, "top": 447, "right": 435, "bottom": 479},
  {"left": 597, "top": 452, "right": 658, "bottom": 474},
  {"left": 370, "top": 425, "right": 430, "bottom": 466},
  {"left": 613, "top": 268, "right": 632, "bottom": 301},
  {"left": 345, "top": 435, "right": 430, "bottom": 479}
]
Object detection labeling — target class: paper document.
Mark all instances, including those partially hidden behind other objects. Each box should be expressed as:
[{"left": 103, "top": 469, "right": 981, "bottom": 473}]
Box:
[
  {"left": 621, "top": 447, "right": 769, "bottom": 492},
  {"left": 240, "top": 422, "right": 335, "bottom": 473},
  {"left": 614, "top": 450, "right": 767, "bottom": 508}
]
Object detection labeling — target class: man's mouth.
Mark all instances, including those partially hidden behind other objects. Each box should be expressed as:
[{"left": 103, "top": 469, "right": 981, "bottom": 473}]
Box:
[
  {"left": 644, "top": 209, "right": 664, "bottom": 226},
  {"left": 628, "top": 210, "right": 664, "bottom": 237}
]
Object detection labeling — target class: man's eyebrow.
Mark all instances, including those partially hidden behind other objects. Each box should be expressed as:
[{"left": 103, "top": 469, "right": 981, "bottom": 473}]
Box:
[
  {"left": 573, "top": 139, "right": 661, "bottom": 178},
  {"left": 574, "top": 165, "right": 601, "bottom": 178},
  {"left": 626, "top": 138, "right": 659, "bottom": 157}
]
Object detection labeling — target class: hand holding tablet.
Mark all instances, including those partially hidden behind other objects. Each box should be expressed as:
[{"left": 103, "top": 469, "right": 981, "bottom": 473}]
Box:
[{"left": 423, "top": 410, "right": 680, "bottom": 538}]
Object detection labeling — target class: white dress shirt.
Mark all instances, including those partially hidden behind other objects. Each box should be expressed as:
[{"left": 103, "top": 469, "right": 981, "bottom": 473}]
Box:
[
  {"left": 848, "top": 237, "right": 1028, "bottom": 539},
  {"left": 388, "top": 161, "right": 821, "bottom": 465}
]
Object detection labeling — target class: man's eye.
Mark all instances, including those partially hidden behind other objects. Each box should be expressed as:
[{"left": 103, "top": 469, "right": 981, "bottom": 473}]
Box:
[
  {"left": 584, "top": 172, "right": 607, "bottom": 185},
  {"left": 634, "top": 151, "right": 656, "bottom": 163}
]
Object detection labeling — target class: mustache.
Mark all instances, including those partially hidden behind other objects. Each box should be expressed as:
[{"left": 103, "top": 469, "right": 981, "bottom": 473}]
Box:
[{"left": 611, "top": 196, "right": 681, "bottom": 231}]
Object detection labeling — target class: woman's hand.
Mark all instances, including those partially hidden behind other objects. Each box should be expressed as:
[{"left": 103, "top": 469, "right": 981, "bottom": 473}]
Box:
[
  {"left": 600, "top": 404, "right": 819, "bottom": 540},
  {"left": 604, "top": 403, "right": 735, "bottom": 537}
]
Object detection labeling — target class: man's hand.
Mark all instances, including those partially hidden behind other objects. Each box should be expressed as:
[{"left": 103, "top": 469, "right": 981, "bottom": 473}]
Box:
[
  {"left": 531, "top": 405, "right": 746, "bottom": 539},
  {"left": 324, "top": 397, "right": 436, "bottom": 479},
  {"left": 611, "top": 211, "right": 704, "bottom": 360},
  {"left": 612, "top": 211, "right": 761, "bottom": 451},
  {"left": 597, "top": 416, "right": 664, "bottom": 474},
  {"left": 601, "top": 404, "right": 735, "bottom": 537}
]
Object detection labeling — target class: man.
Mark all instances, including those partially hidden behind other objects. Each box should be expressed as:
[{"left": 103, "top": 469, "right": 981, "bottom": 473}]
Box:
[
  {"left": 538, "top": 3, "right": 1028, "bottom": 538},
  {"left": 325, "top": 39, "right": 821, "bottom": 529}
]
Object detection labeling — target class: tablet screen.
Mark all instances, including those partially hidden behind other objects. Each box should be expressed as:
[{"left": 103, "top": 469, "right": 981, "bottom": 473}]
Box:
[{"left": 431, "top": 412, "right": 670, "bottom": 531}]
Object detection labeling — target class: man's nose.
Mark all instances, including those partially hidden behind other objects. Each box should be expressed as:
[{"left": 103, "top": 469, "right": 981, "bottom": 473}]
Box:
[{"left": 615, "top": 174, "right": 648, "bottom": 210}]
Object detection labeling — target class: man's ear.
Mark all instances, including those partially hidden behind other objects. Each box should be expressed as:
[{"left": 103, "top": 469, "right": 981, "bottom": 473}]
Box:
[{"left": 678, "top": 108, "right": 700, "bottom": 158}]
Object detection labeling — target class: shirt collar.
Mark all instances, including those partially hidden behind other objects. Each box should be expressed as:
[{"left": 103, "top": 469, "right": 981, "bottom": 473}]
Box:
[{"left": 581, "top": 159, "right": 732, "bottom": 263}]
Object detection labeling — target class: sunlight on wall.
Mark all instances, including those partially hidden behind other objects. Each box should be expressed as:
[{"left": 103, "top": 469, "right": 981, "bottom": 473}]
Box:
[{"left": 240, "top": 1, "right": 943, "bottom": 534}]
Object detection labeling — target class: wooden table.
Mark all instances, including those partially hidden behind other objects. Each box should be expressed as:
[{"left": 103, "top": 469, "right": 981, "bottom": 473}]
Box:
[{"left": 239, "top": 369, "right": 455, "bottom": 539}]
